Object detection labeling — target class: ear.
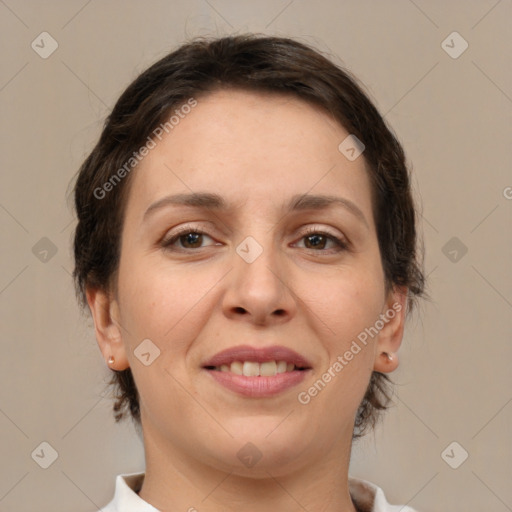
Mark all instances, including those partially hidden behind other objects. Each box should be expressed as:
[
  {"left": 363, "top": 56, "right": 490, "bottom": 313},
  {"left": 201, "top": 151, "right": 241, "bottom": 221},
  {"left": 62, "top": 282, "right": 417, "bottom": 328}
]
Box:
[
  {"left": 373, "top": 286, "right": 408, "bottom": 373},
  {"left": 86, "top": 287, "right": 130, "bottom": 371}
]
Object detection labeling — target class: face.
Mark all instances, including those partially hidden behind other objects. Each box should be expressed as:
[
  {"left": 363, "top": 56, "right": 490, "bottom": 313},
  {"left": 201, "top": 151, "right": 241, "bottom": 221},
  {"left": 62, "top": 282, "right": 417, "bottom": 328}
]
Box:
[{"left": 90, "top": 89, "right": 405, "bottom": 477}]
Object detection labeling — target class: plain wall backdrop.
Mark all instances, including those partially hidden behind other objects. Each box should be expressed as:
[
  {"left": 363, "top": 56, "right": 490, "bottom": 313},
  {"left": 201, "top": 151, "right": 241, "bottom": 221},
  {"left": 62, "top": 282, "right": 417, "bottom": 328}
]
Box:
[{"left": 0, "top": 1, "right": 511, "bottom": 511}]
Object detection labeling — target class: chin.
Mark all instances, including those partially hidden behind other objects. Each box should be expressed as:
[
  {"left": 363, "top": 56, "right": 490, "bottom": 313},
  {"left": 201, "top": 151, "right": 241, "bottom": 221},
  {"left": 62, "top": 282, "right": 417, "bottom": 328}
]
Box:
[
  {"left": 218, "top": 444, "right": 310, "bottom": 479},
  {"left": 205, "top": 418, "right": 314, "bottom": 476}
]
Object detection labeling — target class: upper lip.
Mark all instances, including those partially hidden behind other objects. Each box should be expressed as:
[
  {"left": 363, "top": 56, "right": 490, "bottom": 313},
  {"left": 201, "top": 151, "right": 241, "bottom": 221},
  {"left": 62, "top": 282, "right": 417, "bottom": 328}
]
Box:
[{"left": 202, "top": 345, "right": 312, "bottom": 369}]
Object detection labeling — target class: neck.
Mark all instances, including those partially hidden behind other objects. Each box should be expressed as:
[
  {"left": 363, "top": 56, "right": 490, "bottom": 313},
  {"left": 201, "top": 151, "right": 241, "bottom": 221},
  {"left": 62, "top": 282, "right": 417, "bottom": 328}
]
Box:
[{"left": 137, "top": 423, "right": 359, "bottom": 512}]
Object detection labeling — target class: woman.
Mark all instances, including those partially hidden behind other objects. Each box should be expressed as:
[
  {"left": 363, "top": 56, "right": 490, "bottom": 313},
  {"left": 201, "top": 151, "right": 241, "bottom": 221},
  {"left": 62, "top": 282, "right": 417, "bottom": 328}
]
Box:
[{"left": 72, "top": 34, "right": 425, "bottom": 512}]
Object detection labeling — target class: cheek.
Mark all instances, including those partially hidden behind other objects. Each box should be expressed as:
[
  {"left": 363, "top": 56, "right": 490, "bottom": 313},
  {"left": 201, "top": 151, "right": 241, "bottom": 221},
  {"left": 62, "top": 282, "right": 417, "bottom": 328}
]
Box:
[
  {"left": 294, "top": 263, "right": 384, "bottom": 400},
  {"left": 116, "top": 256, "right": 223, "bottom": 352},
  {"left": 115, "top": 261, "right": 215, "bottom": 408},
  {"left": 298, "top": 264, "right": 385, "bottom": 344},
  {"left": 297, "top": 274, "right": 381, "bottom": 421}
]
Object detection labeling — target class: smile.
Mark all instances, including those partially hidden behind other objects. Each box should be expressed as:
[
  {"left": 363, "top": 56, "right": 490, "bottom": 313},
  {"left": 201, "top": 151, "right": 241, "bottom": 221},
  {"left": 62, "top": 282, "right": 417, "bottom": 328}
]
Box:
[
  {"left": 202, "top": 345, "right": 312, "bottom": 397},
  {"left": 209, "top": 360, "right": 303, "bottom": 376}
]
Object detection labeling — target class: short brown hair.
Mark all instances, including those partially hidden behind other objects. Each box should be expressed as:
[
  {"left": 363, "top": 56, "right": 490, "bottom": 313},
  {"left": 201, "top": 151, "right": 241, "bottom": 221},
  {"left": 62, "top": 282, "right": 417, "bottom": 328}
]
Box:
[{"left": 72, "top": 34, "right": 425, "bottom": 439}]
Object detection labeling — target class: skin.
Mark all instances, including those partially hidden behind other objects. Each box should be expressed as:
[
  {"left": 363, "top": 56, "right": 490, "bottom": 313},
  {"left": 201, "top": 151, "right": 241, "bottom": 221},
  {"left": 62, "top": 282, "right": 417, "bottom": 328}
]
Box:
[{"left": 87, "top": 89, "right": 407, "bottom": 512}]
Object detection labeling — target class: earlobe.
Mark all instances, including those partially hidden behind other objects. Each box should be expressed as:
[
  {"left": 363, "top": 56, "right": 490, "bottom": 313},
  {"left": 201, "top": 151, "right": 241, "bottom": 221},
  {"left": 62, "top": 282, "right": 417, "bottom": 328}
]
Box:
[
  {"left": 85, "top": 287, "right": 129, "bottom": 371},
  {"left": 373, "top": 287, "right": 408, "bottom": 373}
]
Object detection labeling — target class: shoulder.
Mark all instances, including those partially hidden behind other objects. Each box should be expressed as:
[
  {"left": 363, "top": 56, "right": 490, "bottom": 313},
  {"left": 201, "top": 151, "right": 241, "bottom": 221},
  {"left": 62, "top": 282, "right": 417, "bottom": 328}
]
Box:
[
  {"left": 95, "top": 472, "right": 159, "bottom": 512},
  {"left": 98, "top": 472, "right": 419, "bottom": 512},
  {"left": 96, "top": 500, "right": 116, "bottom": 512},
  {"left": 348, "top": 477, "right": 420, "bottom": 512}
]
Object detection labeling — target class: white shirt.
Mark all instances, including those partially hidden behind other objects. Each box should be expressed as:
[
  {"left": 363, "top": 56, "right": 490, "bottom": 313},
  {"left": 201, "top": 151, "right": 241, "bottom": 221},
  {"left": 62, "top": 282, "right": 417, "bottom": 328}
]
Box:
[{"left": 98, "top": 472, "right": 419, "bottom": 512}]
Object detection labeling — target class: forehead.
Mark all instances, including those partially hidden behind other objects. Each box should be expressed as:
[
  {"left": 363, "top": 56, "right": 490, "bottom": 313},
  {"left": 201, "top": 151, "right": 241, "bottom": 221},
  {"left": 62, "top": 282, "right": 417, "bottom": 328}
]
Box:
[{"left": 126, "top": 88, "right": 373, "bottom": 220}]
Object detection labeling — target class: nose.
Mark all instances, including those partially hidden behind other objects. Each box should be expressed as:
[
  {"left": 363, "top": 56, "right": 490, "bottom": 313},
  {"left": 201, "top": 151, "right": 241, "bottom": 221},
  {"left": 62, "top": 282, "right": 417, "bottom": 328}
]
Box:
[{"left": 221, "top": 236, "right": 297, "bottom": 326}]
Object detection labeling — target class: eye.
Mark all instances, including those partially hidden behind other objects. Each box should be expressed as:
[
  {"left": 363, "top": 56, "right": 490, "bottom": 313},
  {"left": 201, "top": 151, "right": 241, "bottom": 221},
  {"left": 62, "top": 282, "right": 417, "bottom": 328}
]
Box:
[
  {"left": 294, "top": 227, "right": 348, "bottom": 253},
  {"left": 161, "top": 225, "right": 219, "bottom": 251},
  {"left": 160, "top": 225, "right": 349, "bottom": 254}
]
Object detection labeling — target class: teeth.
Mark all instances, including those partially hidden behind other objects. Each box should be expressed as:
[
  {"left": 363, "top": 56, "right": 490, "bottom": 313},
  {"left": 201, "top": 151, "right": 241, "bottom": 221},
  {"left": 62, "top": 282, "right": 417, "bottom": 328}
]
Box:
[
  {"left": 260, "top": 361, "right": 277, "bottom": 376},
  {"left": 230, "top": 361, "right": 243, "bottom": 375},
  {"left": 215, "top": 360, "right": 298, "bottom": 375},
  {"left": 276, "top": 361, "right": 288, "bottom": 374},
  {"left": 243, "top": 361, "right": 260, "bottom": 377}
]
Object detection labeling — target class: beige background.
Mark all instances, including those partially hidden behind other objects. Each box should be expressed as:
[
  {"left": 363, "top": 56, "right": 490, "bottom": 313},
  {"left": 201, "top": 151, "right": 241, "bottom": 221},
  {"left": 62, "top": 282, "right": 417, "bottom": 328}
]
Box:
[{"left": 1, "top": 1, "right": 511, "bottom": 511}]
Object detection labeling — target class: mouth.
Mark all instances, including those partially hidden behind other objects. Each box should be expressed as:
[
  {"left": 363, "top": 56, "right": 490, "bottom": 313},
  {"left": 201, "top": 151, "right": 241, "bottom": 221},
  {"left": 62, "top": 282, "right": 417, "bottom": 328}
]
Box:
[
  {"left": 202, "top": 345, "right": 312, "bottom": 397},
  {"left": 205, "top": 360, "right": 307, "bottom": 376}
]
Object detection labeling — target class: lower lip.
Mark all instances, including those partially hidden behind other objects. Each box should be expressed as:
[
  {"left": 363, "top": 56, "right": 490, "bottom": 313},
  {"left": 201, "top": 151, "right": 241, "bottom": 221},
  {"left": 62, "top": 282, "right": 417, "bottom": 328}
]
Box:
[{"left": 205, "top": 369, "right": 309, "bottom": 397}]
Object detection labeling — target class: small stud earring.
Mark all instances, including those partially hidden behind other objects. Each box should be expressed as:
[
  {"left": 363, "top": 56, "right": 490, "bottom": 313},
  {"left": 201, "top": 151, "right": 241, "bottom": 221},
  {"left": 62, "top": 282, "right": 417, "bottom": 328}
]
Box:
[
  {"left": 108, "top": 355, "right": 115, "bottom": 365},
  {"left": 384, "top": 352, "right": 394, "bottom": 362}
]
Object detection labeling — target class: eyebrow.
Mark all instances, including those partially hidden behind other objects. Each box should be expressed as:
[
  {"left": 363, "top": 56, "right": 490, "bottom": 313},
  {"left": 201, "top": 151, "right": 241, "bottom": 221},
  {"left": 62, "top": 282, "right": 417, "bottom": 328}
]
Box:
[{"left": 143, "top": 192, "right": 368, "bottom": 227}]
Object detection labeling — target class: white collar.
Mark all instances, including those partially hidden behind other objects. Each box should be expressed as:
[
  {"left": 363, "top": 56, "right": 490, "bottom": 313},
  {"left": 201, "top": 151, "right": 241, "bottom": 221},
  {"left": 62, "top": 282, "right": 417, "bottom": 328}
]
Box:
[{"left": 100, "top": 472, "right": 418, "bottom": 512}]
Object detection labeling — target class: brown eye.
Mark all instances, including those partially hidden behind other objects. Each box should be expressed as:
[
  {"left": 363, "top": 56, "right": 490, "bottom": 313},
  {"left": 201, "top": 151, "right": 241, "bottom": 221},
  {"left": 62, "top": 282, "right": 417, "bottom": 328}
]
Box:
[
  {"left": 161, "top": 227, "right": 217, "bottom": 251},
  {"left": 304, "top": 233, "right": 329, "bottom": 250},
  {"left": 177, "top": 232, "right": 204, "bottom": 249},
  {"left": 295, "top": 228, "right": 348, "bottom": 253}
]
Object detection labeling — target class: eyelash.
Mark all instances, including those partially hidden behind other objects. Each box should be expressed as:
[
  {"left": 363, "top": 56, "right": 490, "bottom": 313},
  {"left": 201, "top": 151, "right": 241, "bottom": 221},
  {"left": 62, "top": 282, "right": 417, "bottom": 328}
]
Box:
[
  {"left": 161, "top": 224, "right": 349, "bottom": 254},
  {"left": 297, "top": 227, "right": 348, "bottom": 252}
]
